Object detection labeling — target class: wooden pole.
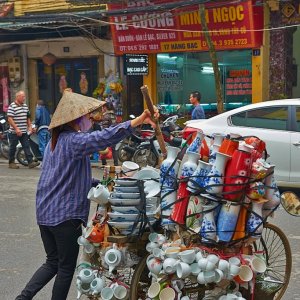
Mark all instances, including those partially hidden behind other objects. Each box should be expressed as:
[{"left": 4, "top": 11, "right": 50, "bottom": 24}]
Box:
[{"left": 140, "top": 85, "right": 167, "bottom": 158}]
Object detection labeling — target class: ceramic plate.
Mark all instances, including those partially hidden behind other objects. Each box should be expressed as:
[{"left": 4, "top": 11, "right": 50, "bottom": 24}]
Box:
[
  {"left": 108, "top": 198, "right": 141, "bottom": 206},
  {"left": 133, "top": 167, "right": 160, "bottom": 180},
  {"left": 144, "top": 180, "right": 161, "bottom": 198},
  {"left": 110, "top": 192, "right": 140, "bottom": 199},
  {"left": 111, "top": 205, "right": 155, "bottom": 214},
  {"left": 114, "top": 179, "right": 138, "bottom": 187},
  {"left": 113, "top": 186, "right": 140, "bottom": 193},
  {"left": 108, "top": 219, "right": 156, "bottom": 229},
  {"left": 108, "top": 212, "right": 156, "bottom": 222}
]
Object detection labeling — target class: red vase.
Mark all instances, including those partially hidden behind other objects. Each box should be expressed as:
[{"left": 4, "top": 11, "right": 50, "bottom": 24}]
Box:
[
  {"left": 223, "top": 149, "right": 252, "bottom": 201},
  {"left": 170, "top": 181, "right": 190, "bottom": 225}
]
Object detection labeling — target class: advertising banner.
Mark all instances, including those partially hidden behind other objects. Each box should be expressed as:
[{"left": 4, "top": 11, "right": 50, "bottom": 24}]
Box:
[{"left": 108, "top": 0, "right": 263, "bottom": 55}]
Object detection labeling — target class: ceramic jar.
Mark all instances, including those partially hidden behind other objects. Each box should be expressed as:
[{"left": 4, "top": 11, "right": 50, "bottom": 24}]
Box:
[
  {"left": 247, "top": 200, "right": 266, "bottom": 238},
  {"left": 204, "top": 152, "right": 231, "bottom": 195},
  {"left": 208, "top": 144, "right": 220, "bottom": 165},
  {"left": 217, "top": 202, "right": 241, "bottom": 242},
  {"left": 223, "top": 148, "right": 252, "bottom": 201},
  {"left": 186, "top": 131, "right": 204, "bottom": 154},
  {"left": 219, "top": 137, "right": 239, "bottom": 156},
  {"left": 171, "top": 152, "right": 200, "bottom": 224}
]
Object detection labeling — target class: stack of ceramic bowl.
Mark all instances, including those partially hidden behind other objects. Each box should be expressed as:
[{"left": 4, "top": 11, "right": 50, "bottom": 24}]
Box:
[{"left": 108, "top": 178, "right": 157, "bottom": 234}]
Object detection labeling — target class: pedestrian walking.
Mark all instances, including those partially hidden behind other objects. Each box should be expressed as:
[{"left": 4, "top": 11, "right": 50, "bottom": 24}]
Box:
[
  {"left": 35, "top": 99, "right": 51, "bottom": 159},
  {"left": 189, "top": 91, "right": 205, "bottom": 120},
  {"left": 15, "top": 90, "right": 159, "bottom": 300},
  {"left": 7, "top": 90, "right": 40, "bottom": 169}
]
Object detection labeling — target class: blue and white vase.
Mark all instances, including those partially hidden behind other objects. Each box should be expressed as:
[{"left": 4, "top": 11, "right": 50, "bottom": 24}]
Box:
[
  {"left": 247, "top": 200, "right": 265, "bottom": 238},
  {"left": 217, "top": 202, "right": 241, "bottom": 242},
  {"left": 186, "top": 131, "right": 204, "bottom": 154},
  {"left": 161, "top": 189, "right": 177, "bottom": 229},
  {"left": 200, "top": 203, "right": 217, "bottom": 242},
  {"left": 180, "top": 151, "right": 200, "bottom": 178},
  {"left": 204, "top": 151, "right": 231, "bottom": 195},
  {"left": 160, "top": 146, "right": 180, "bottom": 192},
  {"left": 187, "top": 160, "right": 212, "bottom": 193},
  {"left": 208, "top": 144, "right": 221, "bottom": 165}
]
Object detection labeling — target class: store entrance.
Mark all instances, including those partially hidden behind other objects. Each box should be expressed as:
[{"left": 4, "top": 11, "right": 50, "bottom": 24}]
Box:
[
  {"left": 126, "top": 75, "right": 144, "bottom": 118},
  {"left": 37, "top": 58, "right": 98, "bottom": 114}
]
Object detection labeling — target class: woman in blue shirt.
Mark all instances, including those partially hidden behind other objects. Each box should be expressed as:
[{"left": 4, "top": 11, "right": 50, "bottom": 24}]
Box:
[{"left": 15, "top": 90, "right": 159, "bottom": 300}]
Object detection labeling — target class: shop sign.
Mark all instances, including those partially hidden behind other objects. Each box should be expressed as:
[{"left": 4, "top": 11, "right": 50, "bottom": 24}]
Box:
[
  {"left": 226, "top": 69, "right": 252, "bottom": 96},
  {"left": 124, "top": 54, "right": 149, "bottom": 75},
  {"left": 280, "top": 1, "right": 300, "bottom": 24},
  {"left": 108, "top": 0, "right": 263, "bottom": 55}
]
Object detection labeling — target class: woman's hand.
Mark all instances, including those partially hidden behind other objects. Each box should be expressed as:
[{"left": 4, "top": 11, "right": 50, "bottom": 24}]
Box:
[{"left": 130, "top": 107, "right": 159, "bottom": 128}]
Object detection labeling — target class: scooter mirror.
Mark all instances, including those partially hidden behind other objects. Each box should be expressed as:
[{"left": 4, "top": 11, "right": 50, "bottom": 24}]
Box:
[{"left": 280, "top": 191, "right": 300, "bottom": 217}]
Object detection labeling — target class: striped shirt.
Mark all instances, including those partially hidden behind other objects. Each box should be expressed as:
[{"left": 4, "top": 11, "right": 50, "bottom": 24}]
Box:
[
  {"left": 36, "top": 121, "right": 133, "bottom": 226},
  {"left": 7, "top": 102, "right": 30, "bottom": 133}
]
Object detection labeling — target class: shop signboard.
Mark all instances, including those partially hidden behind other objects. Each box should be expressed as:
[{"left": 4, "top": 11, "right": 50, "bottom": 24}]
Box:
[
  {"left": 225, "top": 69, "right": 252, "bottom": 96},
  {"left": 124, "top": 54, "right": 149, "bottom": 75},
  {"left": 108, "top": 0, "right": 263, "bottom": 55}
]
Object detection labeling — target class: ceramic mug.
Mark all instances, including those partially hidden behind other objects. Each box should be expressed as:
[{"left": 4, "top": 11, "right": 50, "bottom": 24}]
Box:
[
  {"left": 165, "top": 246, "right": 181, "bottom": 259},
  {"left": 163, "top": 257, "right": 178, "bottom": 274},
  {"left": 178, "top": 249, "right": 196, "bottom": 264},
  {"left": 244, "top": 255, "right": 267, "bottom": 274},
  {"left": 146, "top": 255, "right": 163, "bottom": 276},
  {"left": 234, "top": 265, "right": 253, "bottom": 283},
  {"left": 93, "top": 184, "right": 110, "bottom": 205},
  {"left": 176, "top": 262, "right": 191, "bottom": 278},
  {"left": 148, "top": 282, "right": 161, "bottom": 299}
]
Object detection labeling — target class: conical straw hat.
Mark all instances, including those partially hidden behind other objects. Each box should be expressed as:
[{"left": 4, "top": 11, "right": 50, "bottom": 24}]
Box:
[{"left": 49, "top": 90, "right": 105, "bottom": 129}]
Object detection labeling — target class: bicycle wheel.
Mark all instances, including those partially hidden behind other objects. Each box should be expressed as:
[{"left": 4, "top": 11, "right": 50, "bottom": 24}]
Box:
[
  {"left": 130, "top": 255, "right": 206, "bottom": 300},
  {"left": 254, "top": 223, "right": 292, "bottom": 300}
]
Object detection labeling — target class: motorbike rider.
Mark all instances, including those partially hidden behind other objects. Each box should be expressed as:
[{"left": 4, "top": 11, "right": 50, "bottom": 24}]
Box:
[{"left": 35, "top": 99, "right": 51, "bottom": 159}]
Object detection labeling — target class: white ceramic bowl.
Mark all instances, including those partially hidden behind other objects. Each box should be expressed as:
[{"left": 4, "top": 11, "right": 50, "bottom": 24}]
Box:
[
  {"left": 108, "top": 212, "right": 156, "bottom": 222},
  {"left": 114, "top": 178, "right": 138, "bottom": 187},
  {"left": 108, "top": 198, "right": 141, "bottom": 206},
  {"left": 122, "top": 161, "right": 140, "bottom": 177},
  {"left": 133, "top": 167, "right": 160, "bottom": 180}
]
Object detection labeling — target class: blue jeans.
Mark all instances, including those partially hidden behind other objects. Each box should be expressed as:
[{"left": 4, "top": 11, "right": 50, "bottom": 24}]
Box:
[
  {"left": 37, "top": 129, "right": 51, "bottom": 158},
  {"left": 8, "top": 133, "right": 33, "bottom": 164},
  {"left": 15, "top": 220, "right": 82, "bottom": 300}
]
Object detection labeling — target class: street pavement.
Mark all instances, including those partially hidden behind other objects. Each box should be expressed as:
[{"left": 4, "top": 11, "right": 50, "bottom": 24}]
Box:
[{"left": 0, "top": 157, "right": 300, "bottom": 299}]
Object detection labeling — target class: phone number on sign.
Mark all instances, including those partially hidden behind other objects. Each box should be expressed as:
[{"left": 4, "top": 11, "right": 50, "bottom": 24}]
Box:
[{"left": 201, "top": 38, "right": 248, "bottom": 47}]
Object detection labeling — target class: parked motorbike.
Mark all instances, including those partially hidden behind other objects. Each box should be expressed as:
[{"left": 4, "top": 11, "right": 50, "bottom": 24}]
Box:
[
  {"left": 132, "top": 115, "right": 183, "bottom": 168},
  {"left": 115, "top": 115, "right": 155, "bottom": 162},
  {"left": 16, "top": 125, "right": 43, "bottom": 166},
  {"left": 0, "top": 114, "right": 10, "bottom": 159}
]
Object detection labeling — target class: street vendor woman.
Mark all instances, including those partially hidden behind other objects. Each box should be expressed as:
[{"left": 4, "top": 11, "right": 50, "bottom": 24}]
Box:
[{"left": 15, "top": 90, "right": 159, "bottom": 300}]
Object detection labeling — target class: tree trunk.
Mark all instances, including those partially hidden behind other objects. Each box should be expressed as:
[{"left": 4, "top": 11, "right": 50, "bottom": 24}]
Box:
[{"left": 199, "top": 4, "right": 224, "bottom": 114}]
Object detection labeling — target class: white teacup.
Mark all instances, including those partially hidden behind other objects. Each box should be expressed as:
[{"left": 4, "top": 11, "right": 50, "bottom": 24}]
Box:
[
  {"left": 159, "top": 287, "right": 176, "bottom": 300},
  {"left": 77, "top": 235, "right": 90, "bottom": 246},
  {"left": 203, "top": 270, "right": 216, "bottom": 283},
  {"left": 122, "top": 161, "right": 139, "bottom": 177},
  {"left": 153, "top": 248, "right": 165, "bottom": 260},
  {"left": 229, "top": 263, "right": 241, "bottom": 277},
  {"left": 146, "top": 242, "right": 160, "bottom": 253},
  {"left": 146, "top": 255, "right": 163, "bottom": 275},
  {"left": 244, "top": 255, "right": 267, "bottom": 273},
  {"left": 197, "top": 258, "right": 208, "bottom": 270},
  {"left": 207, "top": 254, "right": 219, "bottom": 265},
  {"left": 218, "top": 259, "right": 230, "bottom": 273},
  {"left": 229, "top": 257, "right": 241, "bottom": 266},
  {"left": 87, "top": 187, "right": 97, "bottom": 201},
  {"left": 113, "top": 285, "right": 128, "bottom": 300},
  {"left": 214, "top": 269, "right": 224, "bottom": 283},
  {"left": 163, "top": 257, "right": 178, "bottom": 274},
  {"left": 190, "top": 262, "right": 201, "bottom": 276},
  {"left": 195, "top": 251, "right": 203, "bottom": 262},
  {"left": 101, "top": 287, "right": 114, "bottom": 300},
  {"left": 83, "top": 242, "right": 96, "bottom": 254},
  {"left": 225, "top": 293, "right": 238, "bottom": 299},
  {"left": 176, "top": 262, "right": 191, "bottom": 279},
  {"left": 165, "top": 246, "right": 181, "bottom": 259},
  {"left": 178, "top": 249, "right": 196, "bottom": 264},
  {"left": 148, "top": 282, "right": 161, "bottom": 298},
  {"left": 197, "top": 272, "right": 206, "bottom": 284}
]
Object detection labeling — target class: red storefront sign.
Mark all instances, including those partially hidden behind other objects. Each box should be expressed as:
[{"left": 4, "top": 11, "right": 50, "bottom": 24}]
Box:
[{"left": 108, "top": 0, "right": 263, "bottom": 55}]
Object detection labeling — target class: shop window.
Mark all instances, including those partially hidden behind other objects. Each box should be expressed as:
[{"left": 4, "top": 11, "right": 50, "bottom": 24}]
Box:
[
  {"left": 295, "top": 107, "right": 300, "bottom": 132},
  {"left": 156, "top": 50, "right": 252, "bottom": 118},
  {"left": 231, "top": 107, "right": 288, "bottom": 130}
]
